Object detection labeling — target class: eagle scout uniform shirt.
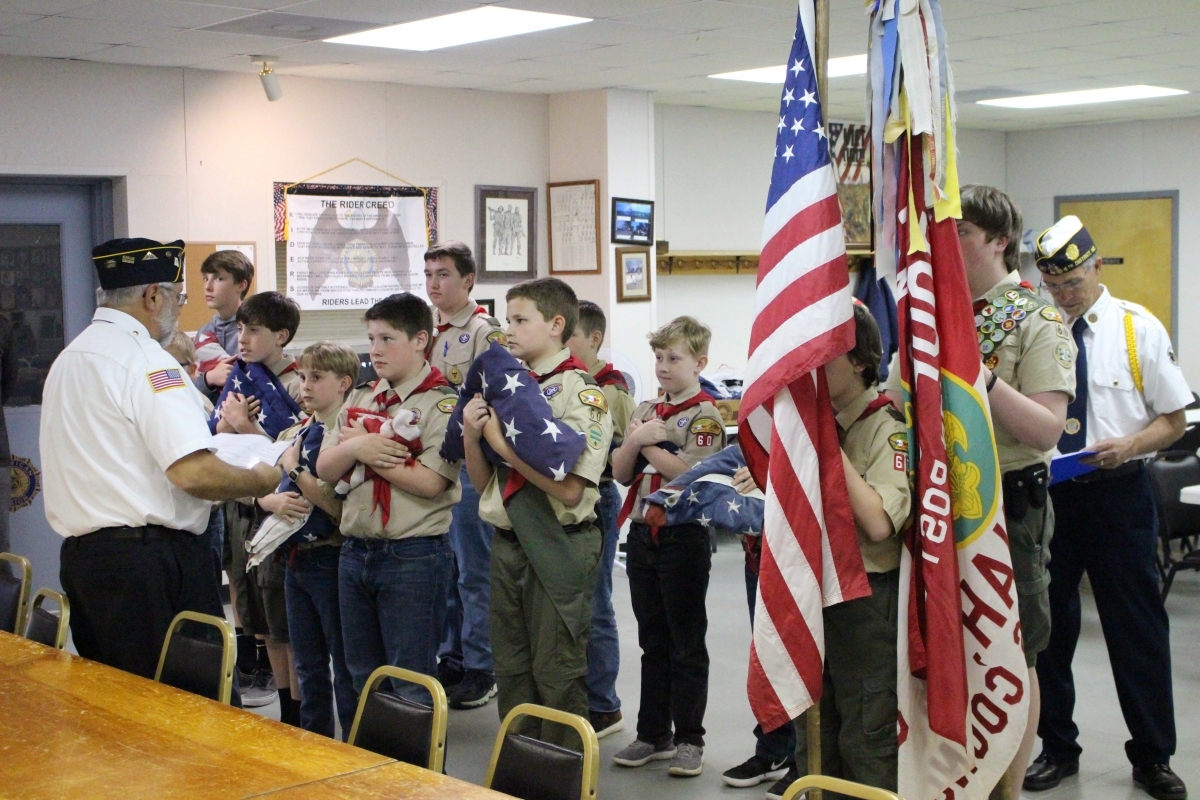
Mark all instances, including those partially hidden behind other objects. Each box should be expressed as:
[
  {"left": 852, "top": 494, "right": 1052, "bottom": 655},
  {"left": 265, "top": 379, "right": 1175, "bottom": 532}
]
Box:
[
  {"left": 324, "top": 364, "right": 462, "bottom": 539},
  {"left": 430, "top": 301, "right": 505, "bottom": 389},
  {"left": 479, "top": 348, "right": 612, "bottom": 530},
  {"left": 976, "top": 272, "right": 1077, "bottom": 472},
  {"left": 836, "top": 386, "right": 911, "bottom": 573},
  {"left": 626, "top": 383, "right": 727, "bottom": 525},
  {"left": 41, "top": 308, "right": 216, "bottom": 537},
  {"left": 1069, "top": 286, "right": 1191, "bottom": 449}
]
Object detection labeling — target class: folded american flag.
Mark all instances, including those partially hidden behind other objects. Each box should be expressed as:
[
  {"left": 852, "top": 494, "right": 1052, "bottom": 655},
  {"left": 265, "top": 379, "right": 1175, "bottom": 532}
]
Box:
[
  {"left": 246, "top": 421, "right": 334, "bottom": 567},
  {"left": 440, "top": 342, "right": 587, "bottom": 485},
  {"left": 334, "top": 406, "right": 422, "bottom": 506},
  {"left": 642, "top": 445, "right": 764, "bottom": 535},
  {"left": 194, "top": 331, "right": 230, "bottom": 375},
  {"left": 209, "top": 359, "right": 303, "bottom": 439}
]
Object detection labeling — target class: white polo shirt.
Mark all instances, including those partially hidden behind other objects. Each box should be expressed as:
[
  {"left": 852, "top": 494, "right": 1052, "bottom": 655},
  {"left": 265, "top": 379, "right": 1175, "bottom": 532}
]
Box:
[
  {"left": 40, "top": 308, "right": 216, "bottom": 537},
  {"left": 1070, "top": 286, "right": 1192, "bottom": 446}
]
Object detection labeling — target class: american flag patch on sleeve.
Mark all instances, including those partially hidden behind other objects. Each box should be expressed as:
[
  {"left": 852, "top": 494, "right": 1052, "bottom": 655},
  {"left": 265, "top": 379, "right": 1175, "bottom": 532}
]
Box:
[{"left": 147, "top": 368, "right": 186, "bottom": 392}]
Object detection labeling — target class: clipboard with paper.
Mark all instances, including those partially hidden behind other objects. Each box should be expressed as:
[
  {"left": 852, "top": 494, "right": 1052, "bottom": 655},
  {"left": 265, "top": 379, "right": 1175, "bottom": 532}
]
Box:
[{"left": 1049, "top": 450, "right": 1098, "bottom": 485}]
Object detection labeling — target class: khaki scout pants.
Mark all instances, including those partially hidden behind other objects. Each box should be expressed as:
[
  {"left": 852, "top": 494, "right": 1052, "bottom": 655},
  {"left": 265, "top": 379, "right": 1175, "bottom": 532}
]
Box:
[
  {"left": 795, "top": 569, "right": 900, "bottom": 798},
  {"left": 490, "top": 522, "right": 601, "bottom": 750},
  {"left": 1006, "top": 495, "right": 1054, "bottom": 668}
]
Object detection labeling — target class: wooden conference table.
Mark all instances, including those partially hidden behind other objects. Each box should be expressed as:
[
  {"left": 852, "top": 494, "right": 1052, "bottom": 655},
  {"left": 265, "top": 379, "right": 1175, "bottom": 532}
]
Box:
[{"left": 0, "top": 631, "right": 506, "bottom": 800}]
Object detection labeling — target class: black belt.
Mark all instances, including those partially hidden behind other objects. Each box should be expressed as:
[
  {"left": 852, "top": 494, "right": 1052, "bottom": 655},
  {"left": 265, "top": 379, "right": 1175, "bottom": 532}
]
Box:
[
  {"left": 495, "top": 524, "right": 589, "bottom": 543},
  {"left": 343, "top": 534, "right": 445, "bottom": 549},
  {"left": 70, "top": 524, "right": 195, "bottom": 545},
  {"left": 1071, "top": 459, "right": 1145, "bottom": 483}
]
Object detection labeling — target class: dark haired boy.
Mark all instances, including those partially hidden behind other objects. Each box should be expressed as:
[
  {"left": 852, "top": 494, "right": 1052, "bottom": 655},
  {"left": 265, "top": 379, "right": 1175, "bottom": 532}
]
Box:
[
  {"left": 424, "top": 240, "right": 506, "bottom": 709},
  {"left": 461, "top": 277, "right": 612, "bottom": 748},
  {"left": 194, "top": 249, "right": 255, "bottom": 399},
  {"left": 567, "top": 299, "right": 635, "bottom": 739},
  {"left": 773, "top": 303, "right": 912, "bottom": 800},
  {"left": 315, "top": 292, "right": 461, "bottom": 702}
]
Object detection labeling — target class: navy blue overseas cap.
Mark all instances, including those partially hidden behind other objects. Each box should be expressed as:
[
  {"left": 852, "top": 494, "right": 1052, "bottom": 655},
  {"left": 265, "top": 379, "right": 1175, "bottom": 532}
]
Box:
[{"left": 92, "top": 238, "right": 185, "bottom": 289}]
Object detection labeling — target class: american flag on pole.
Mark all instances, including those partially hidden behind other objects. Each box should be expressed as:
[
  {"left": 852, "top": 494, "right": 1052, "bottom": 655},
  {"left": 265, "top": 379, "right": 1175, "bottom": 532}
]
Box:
[{"left": 738, "top": 0, "right": 871, "bottom": 733}]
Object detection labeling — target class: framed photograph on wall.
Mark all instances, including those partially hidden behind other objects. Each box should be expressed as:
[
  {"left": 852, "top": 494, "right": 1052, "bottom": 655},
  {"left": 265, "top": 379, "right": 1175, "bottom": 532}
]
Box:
[
  {"left": 475, "top": 185, "right": 537, "bottom": 283},
  {"left": 477, "top": 298, "right": 496, "bottom": 317},
  {"left": 547, "top": 179, "right": 601, "bottom": 275},
  {"left": 611, "top": 197, "right": 654, "bottom": 246},
  {"left": 615, "top": 246, "right": 652, "bottom": 303}
]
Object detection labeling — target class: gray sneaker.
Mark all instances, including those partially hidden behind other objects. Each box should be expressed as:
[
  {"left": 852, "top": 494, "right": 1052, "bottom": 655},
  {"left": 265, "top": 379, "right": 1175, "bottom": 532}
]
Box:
[
  {"left": 613, "top": 739, "right": 677, "bottom": 767},
  {"left": 240, "top": 669, "right": 278, "bottom": 709},
  {"left": 668, "top": 743, "right": 704, "bottom": 777}
]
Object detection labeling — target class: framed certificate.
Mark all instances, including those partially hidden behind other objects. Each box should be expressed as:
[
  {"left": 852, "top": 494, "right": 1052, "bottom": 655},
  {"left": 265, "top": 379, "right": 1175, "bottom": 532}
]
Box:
[{"left": 547, "top": 179, "right": 601, "bottom": 275}]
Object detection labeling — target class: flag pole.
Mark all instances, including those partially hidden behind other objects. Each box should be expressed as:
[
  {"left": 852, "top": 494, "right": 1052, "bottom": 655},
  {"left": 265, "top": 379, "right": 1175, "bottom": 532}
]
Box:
[{"left": 808, "top": 0, "right": 829, "bottom": 797}]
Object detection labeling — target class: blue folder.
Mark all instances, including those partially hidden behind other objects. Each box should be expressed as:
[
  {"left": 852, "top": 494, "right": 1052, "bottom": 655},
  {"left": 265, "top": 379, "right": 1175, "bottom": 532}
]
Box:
[{"left": 1049, "top": 451, "right": 1098, "bottom": 485}]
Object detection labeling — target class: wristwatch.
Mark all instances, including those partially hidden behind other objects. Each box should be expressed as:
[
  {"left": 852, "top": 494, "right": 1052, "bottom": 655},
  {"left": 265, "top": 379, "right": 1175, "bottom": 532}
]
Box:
[{"left": 288, "top": 464, "right": 308, "bottom": 483}]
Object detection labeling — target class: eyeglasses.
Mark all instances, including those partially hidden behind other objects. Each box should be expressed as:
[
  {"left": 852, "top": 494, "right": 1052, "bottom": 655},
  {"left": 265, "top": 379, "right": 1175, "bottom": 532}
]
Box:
[
  {"left": 160, "top": 286, "right": 188, "bottom": 306},
  {"left": 1040, "top": 277, "right": 1086, "bottom": 295}
]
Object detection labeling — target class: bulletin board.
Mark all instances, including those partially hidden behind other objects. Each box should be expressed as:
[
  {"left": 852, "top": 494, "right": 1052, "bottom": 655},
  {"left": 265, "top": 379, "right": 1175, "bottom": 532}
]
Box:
[
  {"left": 1056, "top": 192, "right": 1177, "bottom": 341},
  {"left": 179, "top": 242, "right": 257, "bottom": 333}
]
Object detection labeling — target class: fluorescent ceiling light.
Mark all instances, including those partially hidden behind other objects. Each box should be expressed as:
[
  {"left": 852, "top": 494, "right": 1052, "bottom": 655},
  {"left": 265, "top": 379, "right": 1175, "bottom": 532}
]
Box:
[
  {"left": 326, "top": 7, "right": 591, "bottom": 51},
  {"left": 709, "top": 54, "right": 867, "bottom": 83},
  {"left": 978, "top": 85, "right": 1187, "bottom": 109}
]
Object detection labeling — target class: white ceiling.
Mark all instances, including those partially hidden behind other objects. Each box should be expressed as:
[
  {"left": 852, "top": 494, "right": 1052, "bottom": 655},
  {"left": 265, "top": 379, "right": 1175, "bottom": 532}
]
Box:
[{"left": 1, "top": 0, "right": 1198, "bottom": 130}]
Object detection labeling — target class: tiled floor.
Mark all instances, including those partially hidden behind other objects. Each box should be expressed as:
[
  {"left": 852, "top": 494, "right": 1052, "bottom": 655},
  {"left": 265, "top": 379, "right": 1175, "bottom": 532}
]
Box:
[{"left": 242, "top": 539, "right": 1200, "bottom": 800}]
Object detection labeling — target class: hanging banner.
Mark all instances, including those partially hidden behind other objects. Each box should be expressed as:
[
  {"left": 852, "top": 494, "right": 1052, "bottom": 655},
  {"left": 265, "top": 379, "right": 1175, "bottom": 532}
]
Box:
[{"left": 273, "top": 182, "right": 439, "bottom": 310}]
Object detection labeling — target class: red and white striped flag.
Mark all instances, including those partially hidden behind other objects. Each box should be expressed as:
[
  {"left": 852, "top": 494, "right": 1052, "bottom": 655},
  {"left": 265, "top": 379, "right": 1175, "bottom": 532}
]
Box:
[{"left": 738, "top": 0, "right": 871, "bottom": 733}]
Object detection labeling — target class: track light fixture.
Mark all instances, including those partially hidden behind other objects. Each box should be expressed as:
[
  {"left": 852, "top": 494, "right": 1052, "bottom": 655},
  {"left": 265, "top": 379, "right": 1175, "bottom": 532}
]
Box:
[{"left": 251, "top": 55, "right": 282, "bottom": 102}]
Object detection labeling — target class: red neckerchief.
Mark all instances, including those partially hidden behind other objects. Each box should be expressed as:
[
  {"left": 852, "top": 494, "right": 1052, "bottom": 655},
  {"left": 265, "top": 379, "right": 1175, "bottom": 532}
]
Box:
[
  {"left": 501, "top": 355, "right": 590, "bottom": 505},
  {"left": 617, "top": 390, "right": 717, "bottom": 537},
  {"left": 354, "top": 367, "right": 451, "bottom": 527},
  {"left": 435, "top": 305, "right": 489, "bottom": 334},
  {"left": 278, "top": 361, "right": 298, "bottom": 376},
  {"left": 592, "top": 362, "right": 629, "bottom": 392},
  {"left": 856, "top": 394, "right": 895, "bottom": 423},
  {"left": 973, "top": 280, "right": 1036, "bottom": 315}
]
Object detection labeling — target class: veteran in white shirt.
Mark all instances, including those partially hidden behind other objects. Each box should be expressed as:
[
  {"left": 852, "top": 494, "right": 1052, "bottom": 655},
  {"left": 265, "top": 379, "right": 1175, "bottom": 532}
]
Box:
[
  {"left": 41, "top": 238, "right": 280, "bottom": 682},
  {"left": 1025, "top": 217, "right": 1189, "bottom": 800}
]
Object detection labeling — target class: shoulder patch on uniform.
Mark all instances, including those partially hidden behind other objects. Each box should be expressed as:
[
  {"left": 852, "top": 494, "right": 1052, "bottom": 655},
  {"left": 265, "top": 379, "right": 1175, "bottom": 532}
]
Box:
[
  {"left": 586, "top": 422, "right": 606, "bottom": 450},
  {"left": 486, "top": 330, "right": 508, "bottom": 346},
  {"left": 578, "top": 387, "right": 608, "bottom": 412},
  {"left": 436, "top": 397, "right": 457, "bottom": 414},
  {"left": 887, "top": 432, "right": 908, "bottom": 453},
  {"left": 543, "top": 384, "right": 562, "bottom": 399},
  {"left": 147, "top": 368, "right": 186, "bottom": 392},
  {"left": 1054, "top": 342, "right": 1074, "bottom": 368},
  {"left": 1040, "top": 306, "right": 1063, "bottom": 323},
  {"left": 689, "top": 418, "right": 723, "bottom": 436}
]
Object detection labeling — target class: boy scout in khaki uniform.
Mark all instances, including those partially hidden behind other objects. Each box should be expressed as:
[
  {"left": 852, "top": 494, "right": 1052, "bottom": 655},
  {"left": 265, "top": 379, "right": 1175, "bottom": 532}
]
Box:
[
  {"left": 431, "top": 303, "right": 504, "bottom": 388},
  {"left": 956, "top": 186, "right": 1075, "bottom": 800},
  {"left": 463, "top": 278, "right": 612, "bottom": 749},
  {"left": 791, "top": 303, "right": 911, "bottom": 796}
]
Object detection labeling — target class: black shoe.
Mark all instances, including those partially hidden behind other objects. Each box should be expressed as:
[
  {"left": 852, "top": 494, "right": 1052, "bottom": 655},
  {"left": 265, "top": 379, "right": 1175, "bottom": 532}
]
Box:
[
  {"left": 722, "top": 754, "right": 793, "bottom": 788},
  {"left": 765, "top": 764, "right": 799, "bottom": 800},
  {"left": 437, "top": 660, "right": 464, "bottom": 690},
  {"left": 1134, "top": 764, "right": 1187, "bottom": 800},
  {"left": 447, "top": 669, "right": 497, "bottom": 709},
  {"left": 1024, "top": 753, "right": 1080, "bottom": 791},
  {"left": 589, "top": 709, "right": 626, "bottom": 740}
]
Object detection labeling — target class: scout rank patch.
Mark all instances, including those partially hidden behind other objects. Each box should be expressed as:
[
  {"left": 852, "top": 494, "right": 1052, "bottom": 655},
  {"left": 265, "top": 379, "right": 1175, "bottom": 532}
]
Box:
[
  {"left": 448, "top": 366, "right": 463, "bottom": 385},
  {"left": 586, "top": 422, "right": 606, "bottom": 450},
  {"left": 976, "top": 289, "right": 1040, "bottom": 356},
  {"left": 578, "top": 388, "right": 608, "bottom": 413}
]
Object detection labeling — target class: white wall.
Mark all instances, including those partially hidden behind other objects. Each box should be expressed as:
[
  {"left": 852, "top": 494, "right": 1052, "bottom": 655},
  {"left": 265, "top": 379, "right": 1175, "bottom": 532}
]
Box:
[
  {"left": 652, "top": 103, "right": 1009, "bottom": 374},
  {"left": 0, "top": 55, "right": 552, "bottom": 347},
  {"left": 1005, "top": 117, "right": 1200, "bottom": 387}
]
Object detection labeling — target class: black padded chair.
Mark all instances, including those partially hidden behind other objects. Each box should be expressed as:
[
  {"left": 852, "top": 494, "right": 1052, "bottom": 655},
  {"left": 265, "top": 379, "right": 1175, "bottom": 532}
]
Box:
[
  {"left": 484, "top": 703, "right": 598, "bottom": 800},
  {"left": 780, "top": 774, "right": 904, "bottom": 800},
  {"left": 154, "top": 611, "right": 235, "bottom": 704},
  {"left": 347, "top": 665, "right": 448, "bottom": 772},
  {"left": 1147, "top": 451, "right": 1200, "bottom": 599},
  {"left": 0, "top": 552, "right": 32, "bottom": 635},
  {"left": 24, "top": 588, "right": 70, "bottom": 649}
]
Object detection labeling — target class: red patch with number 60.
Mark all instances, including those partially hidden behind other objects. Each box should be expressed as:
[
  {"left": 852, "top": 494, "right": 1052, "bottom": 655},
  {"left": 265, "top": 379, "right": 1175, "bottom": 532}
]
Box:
[
  {"left": 695, "top": 433, "right": 715, "bottom": 448},
  {"left": 894, "top": 453, "right": 906, "bottom": 471}
]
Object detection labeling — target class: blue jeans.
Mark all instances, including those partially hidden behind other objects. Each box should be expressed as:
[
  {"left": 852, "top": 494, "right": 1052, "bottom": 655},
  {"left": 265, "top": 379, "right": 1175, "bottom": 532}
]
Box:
[
  {"left": 285, "top": 545, "right": 357, "bottom": 740},
  {"left": 439, "top": 467, "right": 495, "bottom": 675},
  {"left": 340, "top": 535, "right": 453, "bottom": 704},
  {"left": 586, "top": 480, "right": 622, "bottom": 713}
]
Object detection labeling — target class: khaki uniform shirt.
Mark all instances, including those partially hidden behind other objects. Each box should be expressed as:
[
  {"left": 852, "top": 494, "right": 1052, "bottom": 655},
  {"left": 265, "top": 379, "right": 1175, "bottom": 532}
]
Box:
[
  {"left": 430, "top": 301, "right": 505, "bottom": 389},
  {"left": 836, "top": 386, "right": 911, "bottom": 573},
  {"left": 590, "top": 361, "right": 636, "bottom": 483},
  {"left": 479, "top": 348, "right": 613, "bottom": 530},
  {"left": 976, "top": 272, "right": 1076, "bottom": 473},
  {"left": 627, "top": 383, "right": 727, "bottom": 524},
  {"left": 322, "top": 363, "right": 462, "bottom": 539}
]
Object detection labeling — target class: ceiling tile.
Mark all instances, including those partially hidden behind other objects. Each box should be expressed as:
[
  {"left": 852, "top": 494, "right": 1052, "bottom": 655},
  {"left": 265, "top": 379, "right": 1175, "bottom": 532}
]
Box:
[
  {"left": 285, "top": 0, "right": 476, "bottom": 25},
  {"left": 0, "top": 0, "right": 92, "bottom": 12},
  {"left": 0, "top": 31, "right": 108, "bottom": 56},
  {"left": 136, "top": 27, "right": 301, "bottom": 54},
  {"left": 498, "top": 0, "right": 699, "bottom": 20},
  {"left": 0, "top": 10, "right": 39, "bottom": 30},
  {"left": 3, "top": 14, "right": 178, "bottom": 44},
  {"left": 614, "top": 0, "right": 791, "bottom": 33},
  {"left": 86, "top": 42, "right": 219, "bottom": 65},
  {"left": 67, "top": 0, "right": 255, "bottom": 29}
]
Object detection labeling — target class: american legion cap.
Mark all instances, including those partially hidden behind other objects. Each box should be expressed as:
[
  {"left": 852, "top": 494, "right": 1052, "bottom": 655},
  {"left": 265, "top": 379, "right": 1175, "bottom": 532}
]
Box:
[
  {"left": 1035, "top": 215, "right": 1097, "bottom": 276},
  {"left": 92, "top": 238, "right": 185, "bottom": 290}
]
